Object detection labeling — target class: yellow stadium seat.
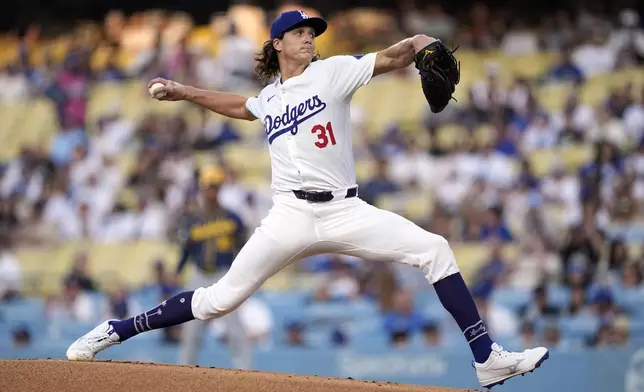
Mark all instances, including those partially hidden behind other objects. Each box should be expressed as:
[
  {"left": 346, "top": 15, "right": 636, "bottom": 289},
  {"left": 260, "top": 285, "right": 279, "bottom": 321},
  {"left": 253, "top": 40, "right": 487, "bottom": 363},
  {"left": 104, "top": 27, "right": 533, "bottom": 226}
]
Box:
[
  {"left": 473, "top": 123, "right": 497, "bottom": 147},
  {"left": 536, "top": 82, "right": 574, "bottom": 113},
  {"left": 435, "top": 124, "right": 468, "bottom": 151},
  {"left": 221, "top": 144, "right": 271, "bottom": 175},
  {"left": 355, "top": 159, "right": 375, "bottom": 182},
  {"left": 528, "top": 145, "right": 593, "bottom": 177},
  {"left": 507, "top": 52, "right": 558, "bottom": 79},
  {"left": 451, "top": 242, "right": 518, "bottom": 284},
  {"left": 580, "top": 77, "right": 610, "bottom": 106}
]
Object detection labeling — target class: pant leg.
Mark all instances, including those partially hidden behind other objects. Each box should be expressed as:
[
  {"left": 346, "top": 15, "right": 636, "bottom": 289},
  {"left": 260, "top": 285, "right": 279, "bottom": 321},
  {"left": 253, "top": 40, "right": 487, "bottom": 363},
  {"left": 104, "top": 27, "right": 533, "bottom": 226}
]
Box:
[
  {"left": 191, "top": 194, "right": 319, "bottom": 320},
  {"left": 317, "top": 197, "right": 459, "bottom": 284}
]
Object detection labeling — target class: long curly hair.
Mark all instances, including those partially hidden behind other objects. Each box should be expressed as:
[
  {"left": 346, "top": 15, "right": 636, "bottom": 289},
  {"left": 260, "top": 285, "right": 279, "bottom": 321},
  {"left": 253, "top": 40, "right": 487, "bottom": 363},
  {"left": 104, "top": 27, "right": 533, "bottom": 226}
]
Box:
[{"left": 254, "top": 37, "right": 321, "bottom": 85}]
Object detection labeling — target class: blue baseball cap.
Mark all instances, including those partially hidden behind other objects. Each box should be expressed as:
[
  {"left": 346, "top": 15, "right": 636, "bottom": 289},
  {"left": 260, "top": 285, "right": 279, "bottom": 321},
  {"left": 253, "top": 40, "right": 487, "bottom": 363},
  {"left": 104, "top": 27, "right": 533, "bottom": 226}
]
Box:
[{"left": 270, "top": 10, "right": 327, "bottom": 40}]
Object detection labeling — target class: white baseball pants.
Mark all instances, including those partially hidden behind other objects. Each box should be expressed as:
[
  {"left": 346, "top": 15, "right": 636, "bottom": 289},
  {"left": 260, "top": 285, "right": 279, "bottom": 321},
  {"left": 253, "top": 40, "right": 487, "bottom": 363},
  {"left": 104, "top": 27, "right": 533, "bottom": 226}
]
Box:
[{"left": 191, "top": 192, "right": 459, "bottom": 321}]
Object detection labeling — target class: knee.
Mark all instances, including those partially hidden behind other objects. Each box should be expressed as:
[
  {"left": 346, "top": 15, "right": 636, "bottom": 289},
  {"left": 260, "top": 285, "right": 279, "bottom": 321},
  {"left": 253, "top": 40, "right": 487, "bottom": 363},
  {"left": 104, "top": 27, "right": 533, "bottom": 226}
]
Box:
[
  {"left": 191, "top": 283, "right": 246, "bottom": 320},
  {"left": 422, "top": 234, "right": 459, "bottom": 283}
]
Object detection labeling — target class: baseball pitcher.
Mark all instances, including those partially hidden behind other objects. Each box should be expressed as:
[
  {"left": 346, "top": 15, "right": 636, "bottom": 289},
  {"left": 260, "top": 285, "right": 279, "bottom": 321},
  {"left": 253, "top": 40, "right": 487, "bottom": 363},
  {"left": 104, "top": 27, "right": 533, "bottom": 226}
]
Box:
[{"left": 68, "top": 10, "right": 548, "bottom": 389}]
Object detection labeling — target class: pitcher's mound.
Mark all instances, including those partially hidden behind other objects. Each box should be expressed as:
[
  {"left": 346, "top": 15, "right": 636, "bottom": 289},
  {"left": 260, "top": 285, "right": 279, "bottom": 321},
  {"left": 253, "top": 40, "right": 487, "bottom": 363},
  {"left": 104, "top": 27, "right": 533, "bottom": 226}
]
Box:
[{"left": 0, "top": 359, "right": 476, "bottom": 392}]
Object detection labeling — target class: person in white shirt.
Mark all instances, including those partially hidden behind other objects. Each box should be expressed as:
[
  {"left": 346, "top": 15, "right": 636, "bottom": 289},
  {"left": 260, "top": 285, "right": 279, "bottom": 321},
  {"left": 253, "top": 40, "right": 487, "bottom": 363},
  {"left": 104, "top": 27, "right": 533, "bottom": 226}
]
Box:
[
  {"left": 501, "top": 19, "right": 539, "bottom": 56},
  {"left": 68, "top": 10, "right": 548, "bottom": 388},
  {"left": 521, "top": 114, "right": 560, "bottom": 153},
  {"left": 0, "top": 236, "right": 22, "bottom": 301},
  {"left": 572, "top": 28, "right": 618, "bottom": 77}
]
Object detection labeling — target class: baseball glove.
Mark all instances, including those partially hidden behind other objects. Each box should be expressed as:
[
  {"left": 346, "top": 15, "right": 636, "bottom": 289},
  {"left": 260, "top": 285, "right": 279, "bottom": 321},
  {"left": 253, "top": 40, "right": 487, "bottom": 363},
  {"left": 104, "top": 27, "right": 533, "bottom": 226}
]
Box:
[{"left": 414, "top": 40, "right": 460, "bottom": 113}]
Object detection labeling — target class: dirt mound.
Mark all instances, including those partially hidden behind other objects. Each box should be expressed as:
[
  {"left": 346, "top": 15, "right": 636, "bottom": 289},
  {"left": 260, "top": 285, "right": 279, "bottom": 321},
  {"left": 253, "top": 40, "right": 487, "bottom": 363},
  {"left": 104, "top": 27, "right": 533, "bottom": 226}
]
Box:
[{"left": 0, "top": 360, "right": 475, "bottom": 392}]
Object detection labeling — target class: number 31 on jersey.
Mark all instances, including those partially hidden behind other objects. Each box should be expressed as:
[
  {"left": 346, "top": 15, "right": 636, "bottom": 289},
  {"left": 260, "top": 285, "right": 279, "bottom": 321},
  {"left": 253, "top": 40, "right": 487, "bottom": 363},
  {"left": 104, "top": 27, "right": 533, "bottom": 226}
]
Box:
[{"left": 311, "top": 122, "right": 337, "bottom": 149}]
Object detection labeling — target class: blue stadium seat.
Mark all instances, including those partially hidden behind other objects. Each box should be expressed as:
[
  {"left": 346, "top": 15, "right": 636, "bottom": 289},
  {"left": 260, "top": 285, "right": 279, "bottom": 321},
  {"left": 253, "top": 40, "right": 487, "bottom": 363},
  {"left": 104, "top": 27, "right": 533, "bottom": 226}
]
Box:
[
  {"left": 490, "top": 287, "right": 532, "bottom": 312},
  {"left": 547, "top": 285, "right": 571, "bottom": 309},
  {"left": 612, "top": 286, "right": 644, "bottom": 317},
  {"left": 558, "top": 315, "right": 600, "bottom": 340},
  {"left": 0, "top": 298, "right": 46, "bottom": 324}
]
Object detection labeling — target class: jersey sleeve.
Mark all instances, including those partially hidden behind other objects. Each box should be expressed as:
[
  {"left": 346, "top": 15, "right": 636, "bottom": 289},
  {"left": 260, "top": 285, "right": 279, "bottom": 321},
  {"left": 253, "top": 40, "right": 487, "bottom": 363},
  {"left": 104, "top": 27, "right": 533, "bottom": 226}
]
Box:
[
  {"left": 324, "top": 53, "right": 377, "bottom": 100},
  {"left": 245, "top": 94, "right": 263, "bottom": 119}
]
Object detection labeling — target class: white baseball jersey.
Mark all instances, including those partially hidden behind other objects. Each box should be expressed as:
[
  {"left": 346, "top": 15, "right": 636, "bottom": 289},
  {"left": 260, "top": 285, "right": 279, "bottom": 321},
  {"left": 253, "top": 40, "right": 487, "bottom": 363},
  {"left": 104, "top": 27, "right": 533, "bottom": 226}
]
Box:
[{"left": 245, "top": 53, "right": 377, "bottom": 192}]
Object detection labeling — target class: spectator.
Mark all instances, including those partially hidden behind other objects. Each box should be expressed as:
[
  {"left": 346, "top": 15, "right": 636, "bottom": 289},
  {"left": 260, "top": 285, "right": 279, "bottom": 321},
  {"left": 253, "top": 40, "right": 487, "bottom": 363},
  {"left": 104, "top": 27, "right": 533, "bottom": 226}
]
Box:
[
  {"left": 540, "top": 163, "right": 582, "bottom": 226},
  {"left": 521, "top": 113, "right": 560, "bottom": 153},
  {"left": 285, "top": 321, "right": 307, "bottom": 347},
  {"left": 542, "top": 323, "right": 562, "bottom": 348},
  {"left": 359, "top": 158, "right": 400, "bottom": 206},
  {"left": 49, "top": 277, "right": 95, "bottom": 324},
  {"left": 608, "top": 240, "right": 630, "bottom": 272},
  {"left": 612, "top": 315, "right": 631, "bottom": 346},
  {"left": 50, "top": 118, "right": 88, "bottom": 168},
  {"left": 565, "top": 285, "right": 590, "bottom": 316},
  {"left": 11, "top": 325, "right": 31, "bottom": 346},
  {"left": 0, "top": 233, "right": 22, "bottom": 301},
  {"left": 623, "top": 88, "right": 644, "bottom": 143},
  {"left": 383, "top": 290, "right": 426, "bottom": 344},
  {"left": 559, "top": 225, "right": 600, "bottom": 288},
  {"left": 544, "top": 48, "right": 584, "bottom": 85},
  {"left": 66, "top": 250, "right": 97, "bottom": 292},
  {"left": 519, "top": 322, "right": 537, "bottom": 348},
  {"left": 136, "top": 188, "right": 169, "bottom": 240},
  {"left": 213, "top": 23, "right": 258, "bottom": 91},
  {"left": 0, "top": 195, "right": 23, "bottom": 236},
  {"left": 0, "top": 63, "right": 30, "bottom": 102},
  {"left": 1, "top": 147, "right": 47, "bottom": 202},
  {"left": 313, "top": 256, "right": 360, "bottom": 302},
  {"left": 472, "top": 237, "right": 507, "bottom": 288},
  {"left": 473, "top": 285, "right": 520, "bottom": 339},
  {"left": 13, "top": 200, "right": 60, "bottom": 248},
  {"left": 478, "top": 144, "right": 517, "bottom": 188},
  {"left": 609, "top": 9, "right": 644, "bottom": 67},
  {"left": 507, "top": 235, "right": 561, "bottom": 290},
  {"left": 621, "top": 263, "right": 643, "bottom": 289},
  {"left": 501, "top": 19, "right": 539, "bottom": 56},
  {"left": 572, "top": 28, "right": 617, "bottom": 77},
  {"left": 587, "top": 106, "right": 629, "bottom": 150},
  {"left": 98, "top": 50, "right": 127, "bottom": 82},
  {"left": 519, "top": 285, "right": 561, "bottom": 323},
  {"left": 479, "top": 206, "right": 513, "bottom": 243},
  {"left": 421, "top": 321, "right": 442, "bottom": 347},
  {"left": 210, "top": 296, "right": 274, "bottom": 347},
  {"left": 590, "top": 287, "right": 619, "bottom": 324},
  {"left": 101, "top": 282, "right": 141, "bottom": 320},
  {"left": 330, "top": 327, "right": 348, "bottom": 347}
]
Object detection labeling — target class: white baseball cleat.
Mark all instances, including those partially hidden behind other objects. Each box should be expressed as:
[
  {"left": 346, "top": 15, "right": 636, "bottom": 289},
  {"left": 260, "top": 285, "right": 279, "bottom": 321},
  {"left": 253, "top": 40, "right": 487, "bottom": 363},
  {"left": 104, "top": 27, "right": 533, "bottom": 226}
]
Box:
[
  {"left": 66, "top": 320, "right": 121, "bottom": 361},
  {"left": 474, "top": 343, "right": 549, "bottom": 389}
]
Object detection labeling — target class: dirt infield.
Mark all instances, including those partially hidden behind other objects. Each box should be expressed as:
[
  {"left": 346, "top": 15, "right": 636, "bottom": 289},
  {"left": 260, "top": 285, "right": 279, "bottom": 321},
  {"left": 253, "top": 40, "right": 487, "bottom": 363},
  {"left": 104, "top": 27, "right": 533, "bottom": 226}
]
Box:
[{"left": 0, "top": 360, "right": 476, "bottom": 392}]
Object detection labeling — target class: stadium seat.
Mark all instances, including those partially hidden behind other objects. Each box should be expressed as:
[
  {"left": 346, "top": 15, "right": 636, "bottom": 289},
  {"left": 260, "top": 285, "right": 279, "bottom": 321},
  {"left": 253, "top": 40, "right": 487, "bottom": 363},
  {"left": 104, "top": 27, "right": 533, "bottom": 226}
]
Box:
[
  {"left": 527, "top": 145, "right": 594, "bottom": 178},
  {"left": 490, "top": 287, "right": 532, "bottom": 312},
  {"left": 435, "top": 124, "right": 468, "bottom": 151}
]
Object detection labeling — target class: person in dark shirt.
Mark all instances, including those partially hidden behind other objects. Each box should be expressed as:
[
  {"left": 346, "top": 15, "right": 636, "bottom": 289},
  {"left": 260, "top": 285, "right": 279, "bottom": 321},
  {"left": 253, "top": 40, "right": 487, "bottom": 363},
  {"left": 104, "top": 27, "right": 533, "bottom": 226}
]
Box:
[
  {"left": 559, "top": 225, "right": 600, "bottom": 288},
  {"left": 359, "top": 158, "right": 400, "bottom": 206},
  {"left": 544, "top": 49, "right": 584, "bottom": 85},
  {"left": 479, "top": 206, "right": 513, "bottom": 243},
  {"left": 519, "top": 285, "right": 561, "bottom": 323},
  {"left": 175, "top": 165, "right": 252, "bottom": 369}
]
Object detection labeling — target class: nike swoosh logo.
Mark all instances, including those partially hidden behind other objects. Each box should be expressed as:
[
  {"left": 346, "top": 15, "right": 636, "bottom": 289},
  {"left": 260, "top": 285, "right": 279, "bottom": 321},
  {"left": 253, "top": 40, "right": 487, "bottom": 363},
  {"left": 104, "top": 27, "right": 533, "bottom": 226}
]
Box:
[{"left": 267, "top": 95, "right": 276, "bottom": 102}]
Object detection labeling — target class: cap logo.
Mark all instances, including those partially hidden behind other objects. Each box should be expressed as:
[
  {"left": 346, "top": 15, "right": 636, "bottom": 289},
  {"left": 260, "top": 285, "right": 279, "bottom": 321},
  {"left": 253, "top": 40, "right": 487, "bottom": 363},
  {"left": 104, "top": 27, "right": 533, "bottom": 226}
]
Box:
[{"left": 298, "top": 10, "right": 309, "bottom": 19}]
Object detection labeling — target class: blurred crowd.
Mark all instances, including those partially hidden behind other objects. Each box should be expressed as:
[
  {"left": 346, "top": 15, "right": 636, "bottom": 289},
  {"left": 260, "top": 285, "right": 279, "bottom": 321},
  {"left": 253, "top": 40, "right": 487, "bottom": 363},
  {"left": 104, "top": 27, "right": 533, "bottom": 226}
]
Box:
[{"left": 1, "top": 2, "right": 644, "bottom": 352}]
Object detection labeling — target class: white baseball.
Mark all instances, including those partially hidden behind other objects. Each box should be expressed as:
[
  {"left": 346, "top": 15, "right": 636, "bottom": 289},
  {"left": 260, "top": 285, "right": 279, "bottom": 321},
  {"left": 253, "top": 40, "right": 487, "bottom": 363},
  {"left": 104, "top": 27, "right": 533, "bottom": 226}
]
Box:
[{"left": 149, "top": 82, "right": 166, "bottom": 99}]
